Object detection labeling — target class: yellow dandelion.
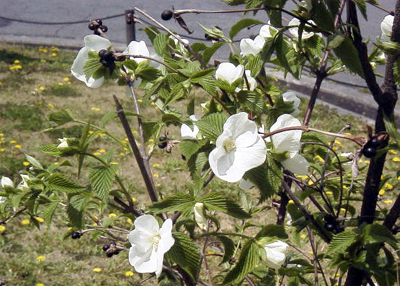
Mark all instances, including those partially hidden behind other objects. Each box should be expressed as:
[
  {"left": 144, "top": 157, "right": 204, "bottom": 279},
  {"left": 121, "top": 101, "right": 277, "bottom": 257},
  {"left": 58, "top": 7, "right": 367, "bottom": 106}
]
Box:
[
  {"left": 148, "top": 138, "right": 154, "bottom": 143},
  {"left": 39, "top": 86, "right": 45, "bottom": 91},
  {"left": 23, "top": 161, "right": 30, "bottom": 167},
  {"left": 53, "top": 162, "right": 59, "bottom": 165},
  {"left": 384, "top": 200, "right": 393, "bottom": 204},
  {"left": 379, "top": 189, "right": 386, "bottom": 196},
  {"left": 124, "top": 138, "right": 129, "bottom": 142},
  {"left": 63, "top": 77, "right": 70, "bottom": 82},
  {"left": 93, "top": 152, "right": 101, "bottom": 156},
  {"left": 344, "top": 132, "right": 352, "bottom": 135},
  {"left": 0, "top": 225, "right": 5, "bottom": 232},
  {"left": 300, "top": 234, "right": 307, "bottom": 239},
  {"left": 0, "top": 148, "right": 5, "bottom": 152},
  {"left": 0, "top": 81, "right": 2, "bottom": 85},
  {"left": 333, "top": 146, "right": 339, "bottom": 151},
  {"left": 51, "top": 52, "right": 57, "bottom": 57},
  {"left": 297, "top": 175, "right": 308, "bottom": 180},
  {"left": 392, "top": 157, "right": 400, "bottom": 162},
  {"left": 41, "top": 48, "right": 48, "bottom": 53},
  {"left": 37, "top": 255, "right": 46, "bottom": 262},
  {"left": 91, "top": 107, "right": 100, "bottom": 111},
  {"left": 14, "top": 144, "right": 22, "bottom": 149},
  {"left": 119, "top": 152, "right": 125, "bottom": 156},
  {"left": 131, "top": 197, "right": 137, "bottom": 203},
  {"left": 57, "top": 82, "right": 63, "bottom": 86},
  {"left": 152, "top": 163, "right": 160, "bottom": 167},
  {"left": 14, "top": 60, "right": 20, "bottom": 64},
  {"left": 36, "top": 284, "right": 45, "bottom": 286},
  {"left": 0, "top": 133, "right": 3, "bottom": 136},
  {"left": 315, "top": 155, "right": 324, "bottom": 163},
  {"left": 40, "top": 59, "right": 46, "bottom": 63},
  {"left": 35, "top": 217, "right": 44, "bottom": 223},
  {"left": 21, "top": 219, "right": 30, "bottom": 225},
  {"left": 343, "top": 185, "right": 349, "bottom": 189},
  {"left": 127, "top": 218, "right": 133, "bottom": 224},
  {"left": 153, "top": 173, "right": 159, "bottom": 178},
  {"left": 132, "top": 130, "right": 138, "bottom": 134},
  {"left": 92, "top": 222, "right": 98, "bottom": 226},
  {"left": 98, "top": 133, "right": 106, "bottom": 137},
  {"left": 137, "top": 99, "right": 143, "bottom": 103},
  {"left": 93, "top": 268, "right": 101, "bottom": 273},
  {"left": 325, "top": 191, "right": 333, "bottom": 196},
  {"left": 385, "top": 183, "right": 393, "bottom": 189},
  {"left": 389, "top": 149, "right": 398, "bottom": 155},
  {"left": 340, "top": 208, "right": 346, "bottom": 212},
  {"left": 99, "top": 149, "right": 106, "bottom": 153},
  {"left": 109, "top": 213, "right": 117, "bottom": 218},
  {"left": 10, "top": 140, "right": 17, "bottom": 144},
  {"left": 155, "top": 183, "right": 161, "bottom": 187},
  {"left": 111, "top": 162, "right": 119, "bottom": 165},
  {"left": 288, "top": 200, "right": 294, "bottom": 204},
  {"left": 48, "top": 103, "right": 55, "bottom": 109},
  {"left": 365, "top": 160, "right": 370, "bottom": 164},
  {"left": 123, "top": 147, "right": 128, "bottom": 151},
  {"left": 125, "top": 271, "right": 134, "bottom": 277},
  {"left": 150, "top": 102, "right": 155, "bottom": 106},
  {"left": 334, "top": 139, "right": 343, "bottom": 147}
]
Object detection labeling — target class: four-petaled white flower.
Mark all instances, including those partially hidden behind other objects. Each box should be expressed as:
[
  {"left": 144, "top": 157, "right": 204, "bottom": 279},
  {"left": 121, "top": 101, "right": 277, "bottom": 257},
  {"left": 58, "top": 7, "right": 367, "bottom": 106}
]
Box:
[
  {"left": 282, "top": 92, "right": 301, "bottom": 117},
  {"left": 71, "top": 35, "right": 112, "bottom": 88},
  {"left": 57, "top": 138, "right": 69, "bottom": 149},
  {"left": 181, "top": 115, "right": 201, "bottom": 140},
  {"left": 209, "top": 112, "right": 267, "bottom": 182},
  {"left": 270, "top": 114, "right": 309, "bottom": 175},
  {"left": 288, "top": 18, "right": 316, "bottom": 39},
  {"left": 128, "top": 215, "right": 175, "bottom": 277},
  {"left": 194, "top": 202, "right": 207, "bottom": 230},
  {"left": 263, "top": 240, "right": 290, "bottom": 269},
  {"left": 215, "top": 63, "right": 244, "bottom": 85},
  {"left": 381, "top": 15, "right": 394, "bottom": 42},
  {"left": 124, "top": 40, "right": 150, "bottom": 64},
  {"left": 240, "top": 35, "right": 265, "bottom": 56}
]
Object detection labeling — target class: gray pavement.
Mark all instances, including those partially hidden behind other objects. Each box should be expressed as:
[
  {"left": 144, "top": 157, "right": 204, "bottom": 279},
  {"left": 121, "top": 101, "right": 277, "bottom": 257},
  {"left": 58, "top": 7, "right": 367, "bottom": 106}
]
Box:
[{"left": 0, "top": 0, "right": 398, "bottom": 125}]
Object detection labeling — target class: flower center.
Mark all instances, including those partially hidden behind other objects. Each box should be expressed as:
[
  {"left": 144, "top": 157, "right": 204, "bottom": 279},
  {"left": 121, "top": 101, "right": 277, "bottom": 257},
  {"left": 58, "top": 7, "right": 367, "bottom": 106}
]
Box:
[
  {"left": 223, "top": 139, "right": 236, "bottom": 153},
  {"left": 152, "top": 233, "right": 161, "bottom": 249}
]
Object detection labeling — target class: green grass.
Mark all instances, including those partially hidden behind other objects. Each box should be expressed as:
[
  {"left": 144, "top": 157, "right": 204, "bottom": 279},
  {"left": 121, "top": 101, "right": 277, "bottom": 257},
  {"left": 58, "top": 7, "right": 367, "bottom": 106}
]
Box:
[{"left": 0, "top": 43, "right": 399, "bottom": 285}]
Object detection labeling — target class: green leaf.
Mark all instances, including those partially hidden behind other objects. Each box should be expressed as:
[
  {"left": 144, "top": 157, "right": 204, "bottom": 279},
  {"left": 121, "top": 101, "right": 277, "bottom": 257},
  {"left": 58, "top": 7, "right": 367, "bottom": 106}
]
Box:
[
  {"left": 153, "top": 33, "right": 169, "bottom": 56},
  {"left": 222, "top": 0, "right": 246, "bottom": 5},
  {"left": 48, "top": 110, "right": 75, "bottom": 126},
  {"left": 198, "top": 76, "right": 218, "bottom": 96},
  {"left": 224, "top": 240, "right": 263, "bottom": 284},
  {"left": 237, "top": 90, "right": 265, "bottom": 114},
  {"left": 256, "top": 224, "right": 288, "bottom": 239},
  {"left": 352, "top": 0, "right": 368, "bottom": 20},
  {"left": 36, "top": 144, "right": 63, "bottom": 157},
  {"left": 244, "top": 156, "right": 283, "bottom": 201},
  {"left": 201, "top": 192, "right": 251, "bottom": 219},
  {"left": 362, "top": 224, "right": 398, "bottom": 249},
  {"left": 46, "top": 173, "right": 86, "bottom": 193},
  {"left": 83, "top": 51, "right": 103, "bottom": 80},
  {"left": 89, "top": 166, "right": 116, "bottom": 202},
  {"left": 43, "top": 199, "right": 61, "bottom": 227},
  {"left": 313, "top": 1, "right": 335, "bottom": 32},
  {"left": 189, "top": 68, "right": 216, "bottom": 83},
  {"left": 246, "top": 54, "right": 263, "bottom": 77},
  {"left": 136, "top": 66, "right": 162, "bottom": 81},
  {"left": 180, "top": 139, "right": 208, "bottom": 160},
  {"left": 25, "top": 154, "right": 43, "bottom": 170},
  {"left": 327, "top": 230, "right": 357, "bottom": 256},
  {"left": 229, "top": 18, "right": 264, "bottom": 39},
  {"left": 149, "top": 193, "right": 195, "bottom": 215},
  {"left": 333, "top": 36, "right": 364, "bottom": 78},
  {"left": 217, "top": 236, "right": 236, "bottom": 264},
  {"left": 166, "top": 232, "right": 201, "bottom": 279},
  {"left": 195, "top": 113, "right": 226, "bottom": 142},
  {"left": 202, "top": 42, "right": 225, "bottom": 64},
  {"left": 327, "top": 34, "right": 346, "bottom": 49}
]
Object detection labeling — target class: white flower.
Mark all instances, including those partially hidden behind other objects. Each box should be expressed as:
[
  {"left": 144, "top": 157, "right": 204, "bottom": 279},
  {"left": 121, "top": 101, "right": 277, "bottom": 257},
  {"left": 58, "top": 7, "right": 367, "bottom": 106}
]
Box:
[
  {"left": 128, "top": 215, "right": 175, "bottom": 277},
  {"left": 71, "top": 35, "right": 112, "bottom": 88},
  {"left": 235, "top": 70, "right": 257, "bottom": 93},
  {"left": 1, "top": 177, "right": 14, "bottom": 189},
  {"left": 270, "top": 114, "right": 309, "bottom": 175},
  {"left": 124, "top": 40, "right": 150, "bottom": 64},
  {"left": 18, "top": 174, "right": 30, "bottom": 191},
  {"left": 263, "top": 240, "right": 290, "bottom": 269},
  {"left": 57, "top": 138, "right": 69, "bottom": 149},
  {"left": 259, "top": 24, "right": 277, "bottom": 38},
  {"left": 209, "top": 112, "right": 267, "bottom": 182},
  {"left": 288, "top": 18, "right": 316, "bottom": 39},
  {"left": 181, "top": 115, "right": 201, "bottom": 140},
  {"left": 282, "top": 92, "right": 301, "bottom": 117},
  {"left": 215, "top": 63, "right": 244, "bottom": 85},
  {"left": 194, "top": 202, "right": 207, "bottom": 230},
  {"left": 240, "top": 35, "right": 265, "bottom": 56},
  {"left": 381, "top": 15, "right": 394, "bottom": 41}
]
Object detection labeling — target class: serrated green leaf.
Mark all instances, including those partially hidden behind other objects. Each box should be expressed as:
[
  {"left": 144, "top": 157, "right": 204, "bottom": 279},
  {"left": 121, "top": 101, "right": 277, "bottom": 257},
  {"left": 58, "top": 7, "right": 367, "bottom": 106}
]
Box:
[
  {"left": 202, "top": 42, "right": 225, "bottom": 64},
  {"left": 189, "top": 68, "right": 216, "bottom": 83},
  {"left": 327, "top": 230, "right": 357, "bottom": 256},
  {"left": 333, "top": 36, "right": 364, "bottom": 78},
  {"left": 180, "top": 139, "right": 208, "bottom": 160},
  {"left": 229, "top": 18, "right": 264, "bottom": 39},
  {"left": 187, "top": 151, "right": 210, "bottom": 178},
  {"left": 352, "top": 0, "right": 368, "bottom": 20},
  {"left": 154, "top": 33, "right": 169, "bottom": 56},
  {"left": 362, "top": 224, "right": 398, "bottom": 249},
  {"left": 83, "top": 51, "right": 103, "bottom": 80},
  {"left": 256, "top": 224, "right": 288, "bottom": 239},
  {"left": 47, "top": 173, "right": 86, "bottom": 193},
  {"left": 136, "top": 66, "right": 161, "bottom": 81},
  {"left": 43, "top": 200, "right": 61, "bottom": 227},
  {"left": 89, "top": 166, "right": 115, "bottom": 202},
  {"left": 36, "top": 144, "right": 63, "bottom": 157},
  {"left": 237, "top": 90, "right": 265, "bottom": 114},
  {"left": 195, "top": 113, "right": 226, "bottom": 142},
  {"left": 217, "top": 236, "right": 236, "bottom": 264},
  {"left": 313, "top": 1, "right": 335, "bottom": 32},
  {"left": 224, "top": 240, "right": 263, "bottom": 284},
  {"left": 222, "top": 0, "right": 246, "bottom": 5},
  {"left": 244, "top": 156, "right": 283, "bottom": 201},
  {"left": 198, "top": 76, "right": 218, "bottom": 96},
  {"left": 48, "top": 110, "right": 75, "bottom": 126},
  {"left": 201, "top": 192, "right": 251, "bottom": 219},
  {"left": 67, "top": 203, "right": 84, "bottom": 229},
  {"left": 327, "top": 34, "right": 346, "bottom": 49},
  {"left": 166, "top": 232, "right": 201, "bottom": 279},
  {"left": 149, "top": 193, "right": 195, "bottom": 214},
  {"left": 246, "top": 54, "right": 263, "bottom": 77}
]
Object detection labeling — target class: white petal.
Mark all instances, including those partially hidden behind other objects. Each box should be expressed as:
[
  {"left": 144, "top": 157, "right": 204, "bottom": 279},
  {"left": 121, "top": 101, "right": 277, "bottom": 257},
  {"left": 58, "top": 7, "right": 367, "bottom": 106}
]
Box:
[
  {"left": 1, "top": 177, "right": 14, "bottom": 188},
  {"left": 239, "top": 178, "right": 255, "bottom": 190},
  {"left": 381, "top": 15, "right": 394, "bottom": 37},
  {"left": 259, "top": 24, "right": 276, "bottom": 38},
  {"left": 244, "top": 70, "right": 257, "bottom": 91},
  {"left": 84, "top": 35, "right": 112, "bottom": 51},
  {"left": 134, "top": 214, "right": 160, "bottom": 234},
  {"left": 288, "top": 18, "right": 315, "bottom": 39},
  {"left": 224, "top": 112, "right": 257, "bottom": 141},
  {"left": 281, "top": 154, "right": 309, "bottom": 175},
  {"left": 124, "top": 40, "right": 150, "bottom": 63},
  {"left": 181, "top": 124, "right": 199, "bottom": 140},
  {"left": 233, "top": 136, "right": 266, "bottom": 171},
  {"left": 282, "top": 91, "right": 301, "bottom": 116},
  {"left": 264, "top": 240, "right": 289, "bottom": 269},
  {"left": 215, "top": 63, "right": 244, "bottom": 84},
  {"left": 194, "top": 203, "right": 207, "bottom": 230},
  {"left": 130, "top": 246, "right": 158, "bottom": 274},
  {"left": 270, "top": 114, "right": 302, "bottom": 155}
]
